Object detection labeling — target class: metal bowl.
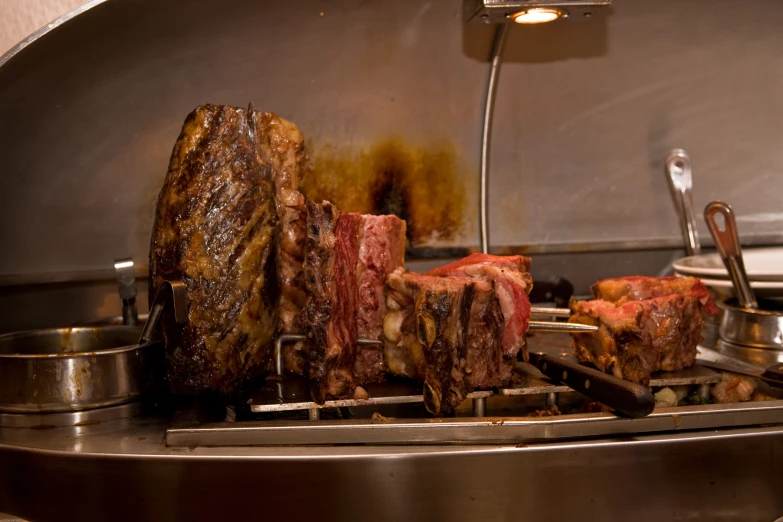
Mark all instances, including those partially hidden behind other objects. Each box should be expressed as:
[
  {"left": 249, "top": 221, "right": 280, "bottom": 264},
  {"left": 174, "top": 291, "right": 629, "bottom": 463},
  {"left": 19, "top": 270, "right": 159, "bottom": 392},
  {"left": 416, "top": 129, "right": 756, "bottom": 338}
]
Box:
[
  {"left": 0, "top": 326, "right": 164, "bottom": 413},
  {"left": 717, "top": 298, "right": 783, "bottom": 349}
]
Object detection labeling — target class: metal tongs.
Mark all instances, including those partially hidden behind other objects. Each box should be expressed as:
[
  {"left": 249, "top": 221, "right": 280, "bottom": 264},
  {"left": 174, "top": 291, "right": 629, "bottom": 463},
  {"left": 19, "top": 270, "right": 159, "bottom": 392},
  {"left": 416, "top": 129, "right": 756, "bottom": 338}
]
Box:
[{"left": 114, "top": 258, "right": 140, "bottom": 326}]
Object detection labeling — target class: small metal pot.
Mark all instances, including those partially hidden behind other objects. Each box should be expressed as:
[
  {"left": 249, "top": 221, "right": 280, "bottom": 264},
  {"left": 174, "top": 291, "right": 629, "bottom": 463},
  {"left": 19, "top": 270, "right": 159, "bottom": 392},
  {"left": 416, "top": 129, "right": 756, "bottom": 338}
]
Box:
[
  {"left": 0, "top": 326, "right": 163, "bottom": 413},
  {"left": 718, "top": 298, "right": 783, "bottom": 349}
]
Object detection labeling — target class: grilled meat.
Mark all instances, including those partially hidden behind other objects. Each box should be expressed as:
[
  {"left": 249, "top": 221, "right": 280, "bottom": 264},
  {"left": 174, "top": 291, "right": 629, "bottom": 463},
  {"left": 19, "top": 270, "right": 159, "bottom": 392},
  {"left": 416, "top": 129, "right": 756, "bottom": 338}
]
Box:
[
  {"left": 569, "top": 276, "right": 718, "bottom": 385},
  {"left": 427, "top": 253, "right": 532, "bottom": 360},
  {"left": 385, "top": 269, "right": 475, "bottom": 414},
  {"left": 252, "top": 113, "right": 311, "bottom": 375},
  {"left": 149, "top": 104, "right": 278, "bottom": 397},
  {"left": 569, "top": 293, "right": 707, "bottom": 385},
  {"left": 357, "top": 215, "right": 407, "bottom": 339},
  {"left": 301, "top": 202, "right": 360, "bottom": 402},
  {"left": 354, "top": 215, "right": 406, "bottom": 384},
  {"left": 462, "top": 277, "right": 511, "bottom": 390},
  {"left": 591, "top": 275, "right": 719, "bottom": 315}
]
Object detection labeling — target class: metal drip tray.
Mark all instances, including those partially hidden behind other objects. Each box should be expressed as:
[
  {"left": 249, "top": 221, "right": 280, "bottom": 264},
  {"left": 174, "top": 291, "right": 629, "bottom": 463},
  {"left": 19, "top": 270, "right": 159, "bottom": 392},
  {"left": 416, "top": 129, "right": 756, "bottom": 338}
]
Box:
[
  {"left": 166, "top": 361, "right": 783, "bottom": 447},
  {"left": 167, "top": 400, "right": 783, "bottom": 446}
]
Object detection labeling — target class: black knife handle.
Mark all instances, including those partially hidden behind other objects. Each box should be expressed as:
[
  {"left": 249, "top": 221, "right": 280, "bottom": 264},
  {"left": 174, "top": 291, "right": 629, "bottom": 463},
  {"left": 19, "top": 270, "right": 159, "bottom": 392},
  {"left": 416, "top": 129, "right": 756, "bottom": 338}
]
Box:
[
  {"left": 533, "top": 353, "right": 655, "bottom": 418},
  {"left": 761, "top": 363, "right": 783, "bottom": 388}
]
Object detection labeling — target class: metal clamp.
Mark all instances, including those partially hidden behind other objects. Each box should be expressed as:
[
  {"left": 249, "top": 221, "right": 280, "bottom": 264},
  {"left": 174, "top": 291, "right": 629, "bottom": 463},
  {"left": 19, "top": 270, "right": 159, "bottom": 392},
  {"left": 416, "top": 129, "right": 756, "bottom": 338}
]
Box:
[
  {"left": 114, "top": 258, "right": 139, "bottom": 326},
  {"left": 139, "top": 280, "right": 188, "bottom": 344}
]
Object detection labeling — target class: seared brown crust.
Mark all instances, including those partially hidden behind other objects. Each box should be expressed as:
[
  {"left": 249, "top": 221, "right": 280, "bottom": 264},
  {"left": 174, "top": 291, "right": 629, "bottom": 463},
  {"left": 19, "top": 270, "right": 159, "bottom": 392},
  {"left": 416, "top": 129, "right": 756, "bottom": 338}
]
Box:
[
  {"left": 301, "top": 202, "right": 359, "bottom": 403},
  {"left": 569, "top": 294, "right": 704, "bottom": 385},
  {"left": 591, "top": 275, "right": 718, "bottom": 316},
  {"left": 149, "top": 104, "right": 278, "bottom": 397},
  {"left": 253, "top": 112, "right": 311, "bottom": 375}
]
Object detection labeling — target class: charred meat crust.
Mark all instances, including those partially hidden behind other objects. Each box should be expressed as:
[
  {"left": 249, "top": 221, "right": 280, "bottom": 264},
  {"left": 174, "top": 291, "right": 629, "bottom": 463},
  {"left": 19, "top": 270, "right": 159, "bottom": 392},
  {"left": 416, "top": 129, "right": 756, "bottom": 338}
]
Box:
[
  {"left": 385, "top": 270, "right": 476, "bottom": 415},
  {"left": 569, "top": 293, "right": 705, "bottom": 385},
  {"left": 426, "top": 253, "right": 532, "bottom": 361},
  {"left": 149, "top": 104, "right": 278, "bottom": 397},
  {"left": 418, "top": 281, "right": 474, "bottom": 416}
]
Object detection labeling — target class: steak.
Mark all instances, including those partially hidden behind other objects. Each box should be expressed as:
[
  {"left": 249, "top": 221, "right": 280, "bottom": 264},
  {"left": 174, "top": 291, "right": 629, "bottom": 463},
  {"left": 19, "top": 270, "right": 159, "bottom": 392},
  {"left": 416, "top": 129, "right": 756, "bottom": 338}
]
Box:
[
  {"left": 149, "top": 104, "right": 278, "bottom": 397},
  {"left": 569, "top": 293, "right": 707, "bottom": 385},
  {"left": 301, "top": 202, "right": 360, "bottom": 402},
  {"left": 354, "top": 215, "right": 406, "bottom": 384},
  {"left": 591, "top": 275, "right": 718, "bottom": 315},
  {"left": 384, "top": 269, "right": 475, "bottom": 414},
  {"left": 427, "top": 253, "right": 532, "bottom": 360}
]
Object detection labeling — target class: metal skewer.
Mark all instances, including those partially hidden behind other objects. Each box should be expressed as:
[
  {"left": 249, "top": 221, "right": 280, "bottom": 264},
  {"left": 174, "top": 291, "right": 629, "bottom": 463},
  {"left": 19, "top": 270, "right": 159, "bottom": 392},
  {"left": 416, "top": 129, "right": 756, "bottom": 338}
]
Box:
[
  {"left": 274, "top": 321, "right": 596, "bottom": 376},
  {"left": 530, "top": 307, "right": 571, "bottom": 318}
]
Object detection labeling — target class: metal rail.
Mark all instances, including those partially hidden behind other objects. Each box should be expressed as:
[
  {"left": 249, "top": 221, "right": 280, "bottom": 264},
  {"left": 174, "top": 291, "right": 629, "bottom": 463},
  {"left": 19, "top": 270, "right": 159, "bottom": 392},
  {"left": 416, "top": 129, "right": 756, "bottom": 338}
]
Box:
[
  {"left": 166, "top": 400, "right": 783, "bottom": 447},
  {"left": 479, "top": 23, "right": 509, "bottom": 255}
]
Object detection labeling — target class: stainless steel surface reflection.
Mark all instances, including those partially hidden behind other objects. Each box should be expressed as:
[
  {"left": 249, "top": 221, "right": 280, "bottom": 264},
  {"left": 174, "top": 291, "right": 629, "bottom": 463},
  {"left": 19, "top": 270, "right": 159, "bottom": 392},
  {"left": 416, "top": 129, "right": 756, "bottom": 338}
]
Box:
[{"left": 1, "top": 415, "right": 783, "bottom": 521}]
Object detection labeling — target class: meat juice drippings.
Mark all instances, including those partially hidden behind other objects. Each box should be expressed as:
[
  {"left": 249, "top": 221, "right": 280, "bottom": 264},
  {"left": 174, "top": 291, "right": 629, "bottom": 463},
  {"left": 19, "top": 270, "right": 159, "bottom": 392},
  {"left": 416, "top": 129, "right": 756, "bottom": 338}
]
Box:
[{"left": 301, "top": 138, "right": 472, "bottom": 249}]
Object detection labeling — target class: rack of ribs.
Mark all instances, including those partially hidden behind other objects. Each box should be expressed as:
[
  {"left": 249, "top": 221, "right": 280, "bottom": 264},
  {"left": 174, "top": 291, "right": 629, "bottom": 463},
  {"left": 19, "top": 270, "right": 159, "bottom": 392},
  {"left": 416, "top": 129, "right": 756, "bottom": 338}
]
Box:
[
  {"left": 384, "top": 269, "right": 475, "bottom": 415},
  {"left": 426, "top": 253, "right": 533, "bottom": 361}
]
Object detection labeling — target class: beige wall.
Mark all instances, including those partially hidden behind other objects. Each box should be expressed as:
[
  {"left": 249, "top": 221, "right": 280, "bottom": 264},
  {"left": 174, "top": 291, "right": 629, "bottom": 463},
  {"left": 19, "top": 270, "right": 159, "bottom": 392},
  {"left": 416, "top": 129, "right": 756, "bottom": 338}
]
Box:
[{"left": 0, "top": 0, "right": 90, "bottom": 56}]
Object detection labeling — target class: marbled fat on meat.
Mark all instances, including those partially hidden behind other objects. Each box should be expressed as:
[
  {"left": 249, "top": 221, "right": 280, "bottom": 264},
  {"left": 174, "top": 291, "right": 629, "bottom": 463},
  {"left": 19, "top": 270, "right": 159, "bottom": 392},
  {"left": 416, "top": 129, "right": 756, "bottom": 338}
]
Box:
[
  {"left": 301, "top": 202, "right": 360, "bottom": 402},
  {"left": 354, "top": 215, "right": 406, "bottom": 384}
]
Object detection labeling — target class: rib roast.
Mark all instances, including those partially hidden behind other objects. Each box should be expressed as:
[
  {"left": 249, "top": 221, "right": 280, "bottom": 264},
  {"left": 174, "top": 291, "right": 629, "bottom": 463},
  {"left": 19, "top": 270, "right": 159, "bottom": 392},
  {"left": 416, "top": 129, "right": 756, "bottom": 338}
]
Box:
[
  {"left": 149, "top": 104, "right": 281, "bottom": 396},
  {"left": 301, "top": 202, "right": 361, "bottom": 402},
  {"left": 569, "top": 276, "right": 717, "bottom": 385}
]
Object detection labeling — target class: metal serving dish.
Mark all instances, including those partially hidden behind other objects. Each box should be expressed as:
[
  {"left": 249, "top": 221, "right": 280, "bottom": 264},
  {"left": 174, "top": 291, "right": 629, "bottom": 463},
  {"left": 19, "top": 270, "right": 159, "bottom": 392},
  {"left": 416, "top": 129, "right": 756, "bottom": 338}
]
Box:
[{"left": 0, "top": 326, "right": 163, "bottom": 413}]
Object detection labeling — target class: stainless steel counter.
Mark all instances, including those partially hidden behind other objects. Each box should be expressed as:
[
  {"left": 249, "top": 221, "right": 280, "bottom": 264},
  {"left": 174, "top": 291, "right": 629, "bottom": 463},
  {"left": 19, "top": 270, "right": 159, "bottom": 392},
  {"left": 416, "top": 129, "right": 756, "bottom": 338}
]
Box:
[{"left": 1, "top": 410, "right": 782, "bottom": 521}]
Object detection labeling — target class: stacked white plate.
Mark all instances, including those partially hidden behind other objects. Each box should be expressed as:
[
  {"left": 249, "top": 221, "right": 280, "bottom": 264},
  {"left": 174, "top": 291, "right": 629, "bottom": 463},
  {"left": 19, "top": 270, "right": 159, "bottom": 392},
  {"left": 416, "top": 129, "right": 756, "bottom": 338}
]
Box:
[{"left": 672, "top": 247, "right": 783, "bottom": 298}]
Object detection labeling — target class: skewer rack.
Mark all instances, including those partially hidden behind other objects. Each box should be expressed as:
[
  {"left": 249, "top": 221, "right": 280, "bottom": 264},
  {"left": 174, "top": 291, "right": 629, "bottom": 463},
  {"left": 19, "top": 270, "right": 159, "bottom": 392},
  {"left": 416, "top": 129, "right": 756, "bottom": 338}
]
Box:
[{"left": 165, "top": 332, "right": 783, "bottom": 447}]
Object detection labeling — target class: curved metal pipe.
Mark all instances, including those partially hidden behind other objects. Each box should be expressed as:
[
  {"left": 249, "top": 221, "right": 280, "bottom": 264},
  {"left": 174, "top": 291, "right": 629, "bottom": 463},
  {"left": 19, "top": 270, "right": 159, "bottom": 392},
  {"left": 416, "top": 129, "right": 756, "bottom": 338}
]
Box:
[{"left": 479, "top": 24, "right": 510, "bottom": 255}]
